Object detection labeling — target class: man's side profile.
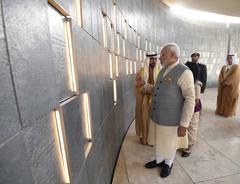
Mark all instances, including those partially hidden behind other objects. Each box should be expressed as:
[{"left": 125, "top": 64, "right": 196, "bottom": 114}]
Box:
[{"left": 144, "top": 43, "right": 195, "bottom": 178}]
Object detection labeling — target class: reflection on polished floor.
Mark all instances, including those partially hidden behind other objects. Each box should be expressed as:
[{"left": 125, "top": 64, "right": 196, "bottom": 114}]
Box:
[{"left": 113, "top": 88, "right": 240, "bottom": 184}]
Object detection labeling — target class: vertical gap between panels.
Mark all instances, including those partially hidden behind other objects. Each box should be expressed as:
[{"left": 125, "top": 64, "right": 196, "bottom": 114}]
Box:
[
  {"left": 64, "top": 19, "right": 78, "bottom": 94},
  {"left": 126, "top": 59, "right": 129, "bottom": 75},
  {"left": 54, "top": 109, "right": 71, "bottom": 184},
  {"left": 75, "top": 0, "right": 83, "bottom": 27},
  {"left": 113, "top": 79, "right": 117, "bottom": 106},
  {"left": 82, "top": 92, "right": 93, "bottom": 158},
  {"left": 115, "top": 55, "right": 119, "bottom": 77}
]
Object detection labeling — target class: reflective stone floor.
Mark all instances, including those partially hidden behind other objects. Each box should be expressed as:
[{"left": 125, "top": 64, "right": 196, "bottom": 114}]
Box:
[{"left": 113, "top": 88, "right": 240, "bottom": 184}]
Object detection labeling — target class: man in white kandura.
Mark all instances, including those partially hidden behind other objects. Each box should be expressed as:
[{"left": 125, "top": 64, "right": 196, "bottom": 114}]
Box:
[{"left": 144, "top": 43, "right": 195, "bottom": 178}]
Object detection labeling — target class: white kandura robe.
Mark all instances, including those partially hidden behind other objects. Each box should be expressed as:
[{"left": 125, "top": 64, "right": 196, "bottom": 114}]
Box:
[{"left": 149, "top": 62, "right": 195, "bottom": 159}]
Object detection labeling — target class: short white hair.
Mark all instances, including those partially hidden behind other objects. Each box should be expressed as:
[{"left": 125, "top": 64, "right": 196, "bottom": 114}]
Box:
[{"left": 162, "top": 43, "right": 180, "bottom": 59}]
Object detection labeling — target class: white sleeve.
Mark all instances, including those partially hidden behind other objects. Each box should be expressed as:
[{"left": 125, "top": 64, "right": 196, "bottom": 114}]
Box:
[{"left": 177, "top": 69, "right": 195, "bottom": 127}]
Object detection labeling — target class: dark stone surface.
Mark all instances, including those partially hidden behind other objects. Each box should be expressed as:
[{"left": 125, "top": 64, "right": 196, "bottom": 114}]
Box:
[
  {"left": 23, "top": 113, "right": 62, "bottom": 184},
  {"left": 0, "top": 133, "right": 34, "bottom": 184},
  {"left": 2, "top": 0, "right": 58, "bottom": 126},
  {"left": 0, "top": 0, "right": 21, "bottom": 143},
  {"left": 61, "top": 96, "right": 85, "bottom": 184}
]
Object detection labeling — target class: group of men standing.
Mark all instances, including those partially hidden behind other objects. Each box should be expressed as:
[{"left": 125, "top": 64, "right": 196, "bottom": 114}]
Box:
[{"left": 135, "top": 43, "right": 240, "bottom": 178}]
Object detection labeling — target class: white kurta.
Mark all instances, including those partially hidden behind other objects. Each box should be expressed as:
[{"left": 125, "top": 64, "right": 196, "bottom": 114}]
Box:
[{"left": 152, "top": 62, "right": 195, "bottom": 159}]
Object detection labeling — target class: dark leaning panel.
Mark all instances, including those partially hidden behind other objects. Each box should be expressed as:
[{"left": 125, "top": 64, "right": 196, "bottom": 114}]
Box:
[
  {"left": 2, "top": 0, "right": 59, "bottom": 126},
  {"left": 0, "top": 0, "right": 21, "bottom": 144},
  {"left": 48, "top": 3, "right": 74, "bottom": 102}
]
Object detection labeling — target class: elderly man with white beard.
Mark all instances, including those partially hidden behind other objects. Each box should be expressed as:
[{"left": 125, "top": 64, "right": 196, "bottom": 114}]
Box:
[{"left": 144, "top": 43, "right": 195, "bottom": 178}]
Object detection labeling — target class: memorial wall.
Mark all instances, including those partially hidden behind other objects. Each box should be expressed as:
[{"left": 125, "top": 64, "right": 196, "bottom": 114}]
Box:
[{"left": 0, "top": 0, "right": 236, "bottom": 184}]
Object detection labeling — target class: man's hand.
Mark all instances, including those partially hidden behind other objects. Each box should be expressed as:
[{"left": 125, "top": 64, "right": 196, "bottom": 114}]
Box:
[
  {"left": 195, "top": 99, "right": 200, "bottom": 104},
  {"left": 141, "top": 87, "right": 147, "bottom": 95},
  {"left": 136, "top": 74, "right": 145, "bottom": 86},
  {"left": 178, "top": 125, "right": 187, "bottom": 137},
  {"left": 142, "top": 83, "right": 154, "bottom": 95}
]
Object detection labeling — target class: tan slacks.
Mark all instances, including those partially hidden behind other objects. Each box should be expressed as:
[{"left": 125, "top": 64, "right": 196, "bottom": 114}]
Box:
[
  {"left": 187, "top": 111, "right": 200, "bottom": 147},
  {"left": 186, "top": 83, "right": 201, "bottom": 150}
]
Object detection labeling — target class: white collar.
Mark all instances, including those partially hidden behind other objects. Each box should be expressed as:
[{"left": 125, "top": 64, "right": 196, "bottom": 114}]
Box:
[{"left": 165, "top": 61, "right": 179, "bottom": 70}]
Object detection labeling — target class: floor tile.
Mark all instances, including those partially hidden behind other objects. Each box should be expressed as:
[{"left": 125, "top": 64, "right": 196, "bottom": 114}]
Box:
[
  {"left": 197, "top": 173, "right": 240, "bottom": 184},
  {"left": 176, "top": 139, "right": 240, "bottom": 183},
  {"left": 208, "top": 137, "right": 240, "bottom": 167},
  {"left": 113, "top": 88, "right": 240, "bottom": 184}
]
